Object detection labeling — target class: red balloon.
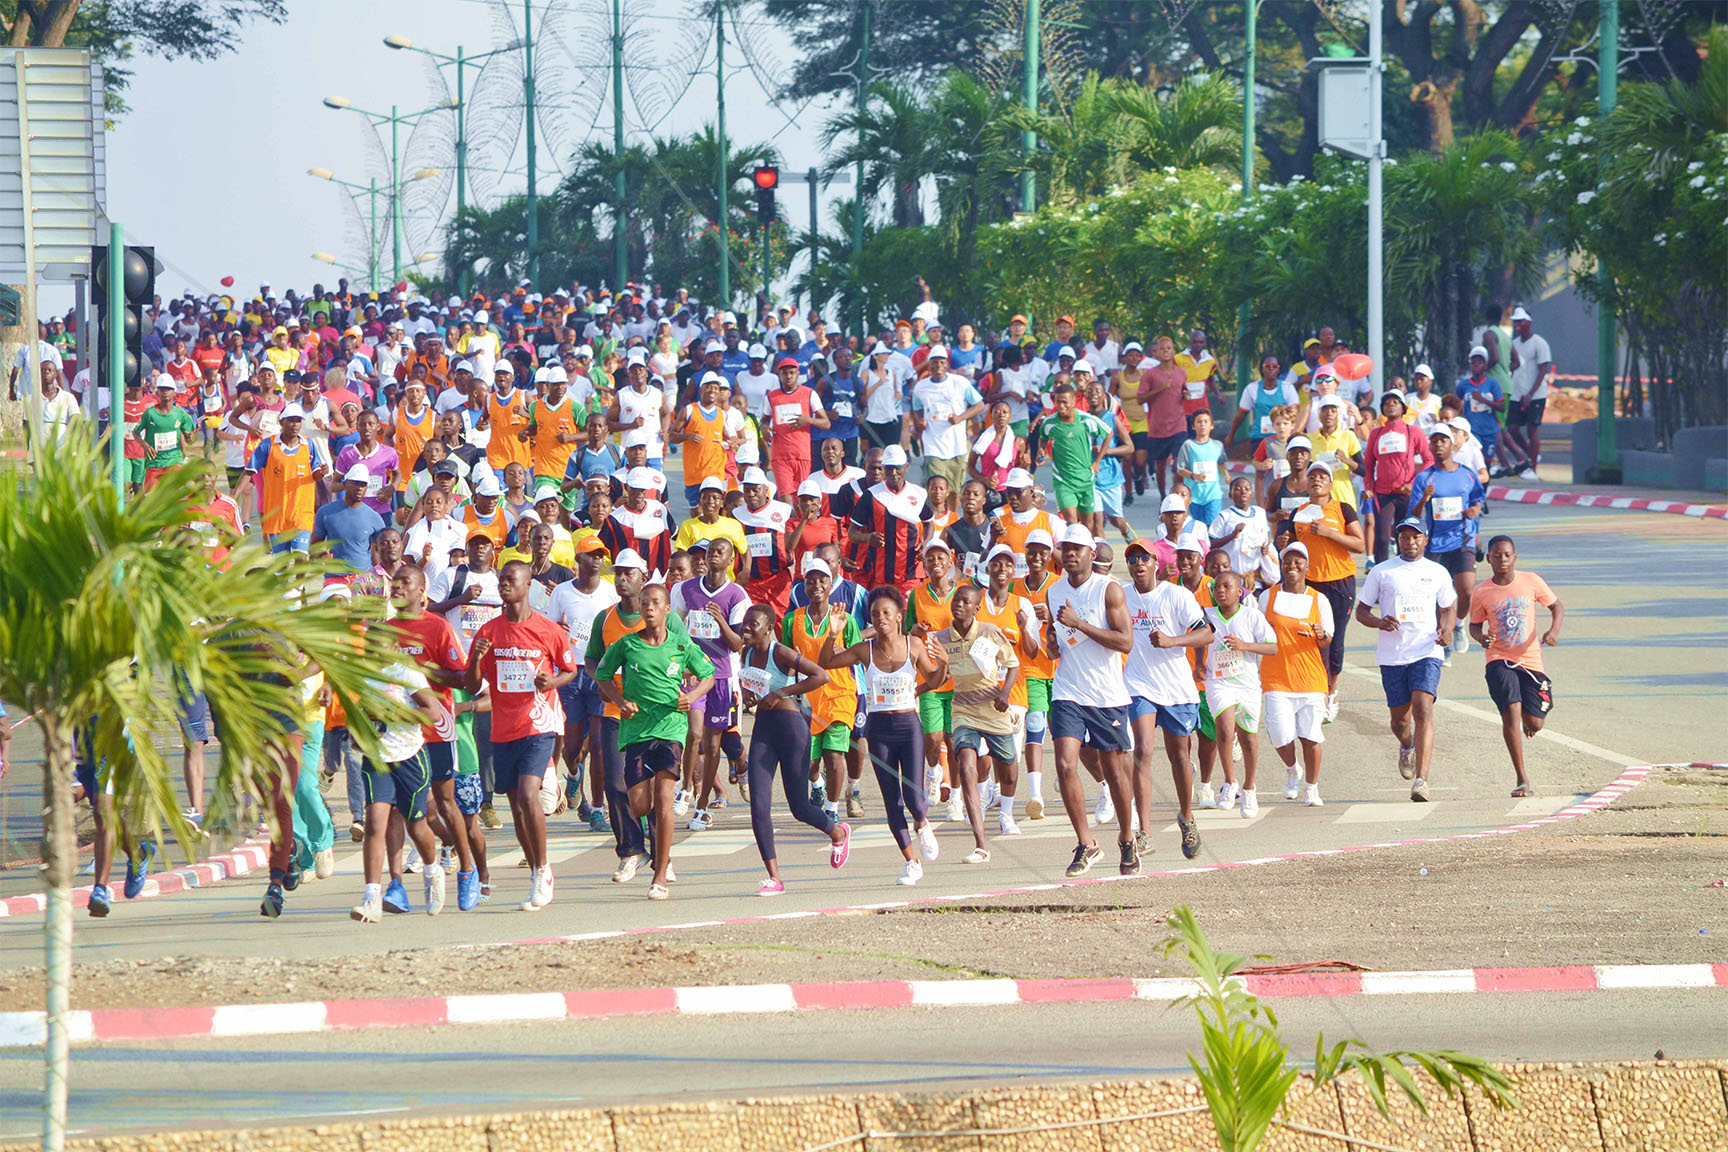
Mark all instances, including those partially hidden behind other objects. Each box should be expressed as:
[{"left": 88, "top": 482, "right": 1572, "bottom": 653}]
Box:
[
  {"left": 1332, "top": 352, "right": 1374, "bottom": 381},
  {"left": 220, "top": 275, "right": 235, "bottom": 287}
]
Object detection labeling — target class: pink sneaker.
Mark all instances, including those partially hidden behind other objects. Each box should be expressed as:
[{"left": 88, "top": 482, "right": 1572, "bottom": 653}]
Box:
[
  {"left": 756, "top": 877, "right": 785, "bottom": 897},
  {"left": 830, "top": 822, "right": 851, "bottom": 869}
]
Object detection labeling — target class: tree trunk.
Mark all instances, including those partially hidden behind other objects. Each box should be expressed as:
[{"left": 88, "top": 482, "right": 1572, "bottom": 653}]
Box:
[{"left": 39, "top": 713, "right": 75, "bottom": 1152}]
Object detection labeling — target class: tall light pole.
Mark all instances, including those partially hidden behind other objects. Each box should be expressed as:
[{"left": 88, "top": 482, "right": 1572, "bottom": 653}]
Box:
[
  {"left": 1366, "top": 0, "right": 1385, "bottom": 401},
  {"left": 1021, "top": 0, "right": 1040, "bottom": 212},
  {"left": 611, "top": 0, "right": 628, "bottom": 291},
  {"left": 310, "top": 167, "right": 439, "bottom": 290},
  {"left": 1237, "top": 0, "right": 1258, "bottom": 396},
  {"left": 1591, "top": 0, "right": 1620, "bottom": 481},
  {"left": 322, "top": 97, "right": 457, "bottom": 284},
  {"left": 523, "top": 0, "right": 539, "bottom": 287},
  {"left": 715, "top": 3, "right": 730, "bottom": 307},
  {"left": 852, "top": 0, "right": 872, "bottom": 340},
  {"left": 383, "top": 34, "right": 524, "bottom": 296}
]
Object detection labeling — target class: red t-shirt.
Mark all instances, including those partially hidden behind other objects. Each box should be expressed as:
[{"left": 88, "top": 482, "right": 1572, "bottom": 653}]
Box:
[
  {"left": 188, "top": 494, "right": 244, "bottom": 567},
  {"left": 766, "top": 385, "right": 818, "bottom": 462},
  {"left": 790, "top": 514, "right": 840, "bottom": 574},
  {"left": 191, "top": 346, "right": 226, "bottom": 378},
  {"left": 471, "top": 611, "right": 576, "bottom": 743},
  {"left": 391, "top": 611, "right": 467, "bottom": 743}
]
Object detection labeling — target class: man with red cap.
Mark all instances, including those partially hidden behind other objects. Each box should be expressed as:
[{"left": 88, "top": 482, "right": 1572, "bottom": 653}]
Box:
[{"left": 764, "top": 355, "right": 829, "bottom": 496}]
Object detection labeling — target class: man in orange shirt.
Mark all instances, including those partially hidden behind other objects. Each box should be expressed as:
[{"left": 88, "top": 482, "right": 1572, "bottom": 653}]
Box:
[
  {"left": 527, "top": 369, "right": 582, "bottom": 482},
  {"left": 247, "top": 408, "right": 331, "bottom": 553},
  {"left": 485, "top": 362, "right": 533, "bottom": 475},
  {"left": 1469, "top": 535, "right": 1563, "bottom": 798}
]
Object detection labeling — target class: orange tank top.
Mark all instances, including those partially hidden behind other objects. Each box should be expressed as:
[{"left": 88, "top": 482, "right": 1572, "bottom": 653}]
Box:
[
  {"left": 786, "top": 605, "right": 858, "bottom": 732},
  {"left": 1259, "top": 584, "right": 1330, "bottom": 695},
  {"left": 974, "top": 590, "right": 1031, "bottom": 708},
  {"left": 1291, "top": 498, "right": 1356, "bottom": 583},
  {"left": 1012, "top": 571, "right": 1059, "bottom": 682}
]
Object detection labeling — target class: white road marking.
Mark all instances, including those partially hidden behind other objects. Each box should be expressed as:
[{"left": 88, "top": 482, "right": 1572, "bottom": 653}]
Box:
[{"left": 1335, "top": 804, "right": 1436, "bottom": 825}]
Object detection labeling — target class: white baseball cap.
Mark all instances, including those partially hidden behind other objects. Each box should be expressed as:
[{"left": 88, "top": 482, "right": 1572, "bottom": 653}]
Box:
[
  {"left": 1025, "top": 528, "right": 1055, "bottom": 550},
  {"left": 1056, "top": 345, "right": 1076, "bottom": 360},
  {"left": 1060, "top": 523, "right": 1096, "bottom": 549},
  {"left": 1123, "top": 340, "right": 1144, "bottom": 353},
  {"left": 796, "top": 478, "right": 822, "bottom": 498},
  {"left": 493, "top": 361, "right": 515, "bottom": 378},
  {"left": 1316, "top": 394, "right": 1346, "bottom": 410},
  {"left": 923, "top": 536, "right": 952, "bottom": 554},
  {"left": 1412, "top": 363, "right": 1434, "bottom": 379},
  {"left": 625, "top": 466, "right": 659, "bottom": 489},
  {"left": 880, "top": 445, "right": 909, "bottom": 467},
  {"left": 1176, "top": 530, "right": 1209, "bottom": 555},
  {"left": 1447, "top": 416, "right": 1471, "bottom": 433},
  {"left": 1160, "top": 493, "right": 1188, "bottom": 514},
  {"left": 622, "top": 427, "right": 653, "bottom": 449},
  {"left": 1286, "top": 435, "right": 1314, "bottom": 451},
  {"left": 342, "top": 464, "right": 371, "bottom": 484},
  {"left": 984, "top": 543, "right": 1016, "bottom": 567},
  {"left": 1469, "top": 345, "right": 1489, "bottom": 360},
  {"left": 1510, "top": 306, "right": 1532, "bottom": 322},
  {"left": 747, "top": 343, "right": 768, "bottom": 360},
  {"left": 699, "top": 475, "right": 727, "bottom": 493},
  {"left": 698, "top": 370, "right": 727, "bottom": 388},
  {"left": 1071, "top": 359, "right": 1095, "bottom": 377},
  {"left": 474, "top": 474, "right": 504, "bottom": 498},
  {"left": 612, "top": 547, "right": 647, "bottom": 571},
  {"left": 575, "top": 344, "right": 595, "bottom": 359},
  {"left": 925, "top": 344, "right": 949, "bottom": 361},
  {"left": 544, "top": 364, "right": 568, "bottom": 384},
  {"left": 801, "top": 556, "right": 831, "bottom": 577},
  {"left": 703, "top": 339, "right": 724, "bottom": 355},
  {"left": 318, "top": 583, "right": 353, "bottom": 602},
  {"left": 1281, "top": 542, "right": 1309, "bottom": 560},
  {"left": 741, "top": 465, "right": 770, "bottom": 487},
  {"left": 1308, "top": 459, "right": 1335, "bottom": 476},
  {"left": 1004, "top": 468, "right": 1035, "bottom": 489}
]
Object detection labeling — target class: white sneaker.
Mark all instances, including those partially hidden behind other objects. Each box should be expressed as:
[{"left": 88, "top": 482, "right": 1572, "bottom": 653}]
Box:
[
  {"left": 1026, "top": 797, "right": 1045, "bottom": 820},
  {"left": 532, "top": 865, "right": 554, "bottom": 908},
  {"left": 314, "top": 847, "right": 335, "bottom": 880},
  {"left": 897, "top": 859, "right": 923, "bottom": 886},
  {"left": 1398, "top": 744, "right": 1416, "bottom": 780},
  {"left": 687, "top": 809, "right": 713, "bottom": 831},
  {"left": 403, "top": 848, "right": 423, "bottom": 875},
  {"left": 998, "top": 811, "right": 1021, "bottom": 836},
  {"left": 1304, "top": 783, "right": 1324, "bottom": 807},
  {"left": 349, "top": 894, "right": 381, "bottom": 923},
  {"left": 980, "top": 781, "right": 1000, "bottom": 811},
  {"left": 1093, "top": 791, "right": 1115, "bottom": 826},
  {"left": 917, "top": 823, "right": 939, "bottom": 862},
  {"left": 672, "top": 789, "right": 691, "bottom": 817},
  {"left": 1240, "top": 789, "right": 1259, "bottom": 819},
  {"left": 1324, "top": 693, "right": 1339, "bottom": 723},
  {"left": 1217, "top": 782, "right": 1239, "bottom": 810},
  {"left": 1518, "top": 466, "right": 1539, "bottom": 482},
  {"left": 1452, "top": 624, "right": 1469, "bottom": 655},
  {"left": 1282, "top": 767, "right": 1301, "bottom": 800},
  {"left": 611, "top": 852, "right": 647, "bottom": 883},
  {"left": 923, "top": 766, "right": 943, "bottom": 800},
  {"left": 1195, "top": 782, "right": 1216, "bottom": 810},
  {"left": 424, "top": 863, "right": 446, "bottom": 917},
  {"left": 945, "top": 794, "right": 964, "bottom": 823},
  {"left": 518, "top": 870, "right": 543, "bottom": 912}
]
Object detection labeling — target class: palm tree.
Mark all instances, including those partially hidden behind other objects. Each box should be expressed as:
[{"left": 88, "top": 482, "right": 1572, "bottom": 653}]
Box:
[
  {"left": 823, "top": 81, "right": 937, "bottom": 228},
  {"left": 1102, "top": 71, "right": 1244, "bottom": 174},
  {"left": 999, "top": 72, "right": 1127, "bottom": 205},
  {"left": 0, "top": 435, "right": 414, "bottom": 1151}
]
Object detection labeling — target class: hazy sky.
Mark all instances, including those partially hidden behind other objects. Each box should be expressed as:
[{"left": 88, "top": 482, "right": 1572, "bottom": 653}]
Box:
[{"left": 87, "top": 0, "right": 842, "bottom": 308}]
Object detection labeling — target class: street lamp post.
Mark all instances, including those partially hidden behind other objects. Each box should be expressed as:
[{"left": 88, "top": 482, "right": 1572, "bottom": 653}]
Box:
[
  {"left": 321, "top": 96, "right": 457, "bottom": 285},
  {"left": 309, "top": 166, "right": 439, "bottom": 291}
]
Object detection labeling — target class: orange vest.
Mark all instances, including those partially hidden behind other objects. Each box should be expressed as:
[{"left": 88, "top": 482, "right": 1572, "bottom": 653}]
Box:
[
  {"left": 596, "top": 605, "right": 645, "bottom": 720},
  {"left": 1291, "top": 498, "right": 1356, "bottom": 583},
  {"left": 530, "top": 395, "right": 579, "bottom": 480},
  {"left": 1011, "top": 571, "right": 1059, "bottom": 682},
  {"left": 256, "top": 438, "right": 320, "bottom": 535},
  {"left": 463, "top": 505, "right": 508, "bottom": 548},
  {"left": 908, "top": 581, "right": 956, "bottom": 693},
  {"left": 393, "top": 406, "right": 435, "bottom": 491},
  {"left": 682, "top": 403, "right": 729, "bottom": 488},
  {"left": 1260, "top": 585, "right": 1330, "bottom": 695},
  {"left": 485, "top": 390, "right": 532, "bottom": 470},
  {"left": 974, "top": 590, "right": 1031, "bottom": 708},
  {"left": 785, "top": 605, "right": 857, "bottom": 732}
]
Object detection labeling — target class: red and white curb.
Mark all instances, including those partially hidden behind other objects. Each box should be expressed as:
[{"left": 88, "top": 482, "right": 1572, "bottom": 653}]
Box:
[
  {"left": 1484, "top": 485, "right": 1726, "bottom": 519},
  {"left": 0, "top": 839, "right": 269, "bottom": 919},
  {"left": 3, "top": 962, "right": 1724, "bottom": 1048}
]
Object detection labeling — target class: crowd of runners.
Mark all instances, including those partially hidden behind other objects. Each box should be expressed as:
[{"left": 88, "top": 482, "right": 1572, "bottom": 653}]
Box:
[{"left": 9, "top": 278, "right": 1565, "bottom": 921}]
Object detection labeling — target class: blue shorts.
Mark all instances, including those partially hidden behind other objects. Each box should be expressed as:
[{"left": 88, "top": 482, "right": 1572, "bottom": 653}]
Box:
[
  {"left": 363, "top": 750, "right": 430, "bottom": 820},
  {"left": 1049, "top": 699, "right": 1132, "bottom": 753},
  {"left": 454, "top": 772, "right": 484, "bottom": 816},
  {"left": 953, "top": 725, "right": 1015, "bottom": 763},
  {"left": 684, "top": 484, "right": 702, "bottom": 510},
  {"left": 1099, "top": 483, "right": 1123, "bottom": 520},
  {"left": 269, "top": 530, "right": 311, "bottom": 554},
  {"left": 492, "top": 732, "right": 557, "bottom": 795},
  {"left": 558, "top": 679, "right": 604, "bottom": 727},
  {"left": 1190, "top": 500, "right": 1222, "bottom": 529},
  {"left": 179, "top": 690, "right": 213, "bottom": 744},
  {"left": 426, "top": 741, "right": 457, "bottom": 783},
  {"left": 1129, "top": 697, "right": 1201, "bottom": 737},
  {"left": 1381, "top": 658, "right": 1443, "bottom": 709}
]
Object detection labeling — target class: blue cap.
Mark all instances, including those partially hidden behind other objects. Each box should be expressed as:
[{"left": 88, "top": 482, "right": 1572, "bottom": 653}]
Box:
[{"left": 1395, "top": 516, "right": 1427, "bottom": 534}]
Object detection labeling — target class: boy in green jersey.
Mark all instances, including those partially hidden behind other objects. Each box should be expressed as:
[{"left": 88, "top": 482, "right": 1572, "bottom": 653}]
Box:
[{"left": 1032, "top": 382, "right": 1109, "bottom": 522}]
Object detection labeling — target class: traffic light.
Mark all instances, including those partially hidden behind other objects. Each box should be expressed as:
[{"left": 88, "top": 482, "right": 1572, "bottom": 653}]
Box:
[
  {"left": 753, "top": 165, "right": 778, "bottom": 227},
  {"left": 91, "top": 244, "right": 154, "bottom": 390}
]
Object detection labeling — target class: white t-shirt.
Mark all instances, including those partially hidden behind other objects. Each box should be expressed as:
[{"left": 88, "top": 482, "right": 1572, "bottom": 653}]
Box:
[
  {"left": 993, "top": 366, "right": 1032, "bottom": 426},
  {"left": 1122, "top": 581, "right": 1205, "bottom": 706},
  {"left": 735, "top": 368, "right": 776, "bottom": 419},
  {"left": 1454, "top": 438, "right": 1488, "bottom": 478},
  {"left": 1208, "top": 504, "right": 1271, "bottom": 578},
  {"left": 434, "top": 386, "right": 472, "bottom": 415},
  {"left": 1510, "top": 333, "right": 1552, "bottom": 401},
  {"left": 374, "top": 663, "right": 432, "bottom": 764},
  {"left": 860, "top": 365, "right": 901, "bottom": 424},
  {"left": 1082, "top": 339, "right": 1121, "bottom": 376},
  {"left": 546, "top": 577, "right": 620, "bottom": 657},
  {"left": 40, "top": 389, "right": 79, "bottom": 441},
  {"left": 1202, "top": 602, "right": 1276, "bottom": 695},
  {"left": 404, "top": 516, "right": 469, "bottom": 584},
  {"left": 1045, "top": 573, "right": 1132, "bottom": 708},
  {"left": 1358, "top": 556, "right": 1457, "bottom": 666},
  {"left": 12, "top": 340, "right": 63, "bottom": 375},
  {"left": 912, "top": 375, "right": 984, "bottom": 461},
  {"left": 617, "top": 385, "right": 666, "bottom": 458},
  {"left": 428, "top": 564, "right": 504, "bottom": 654}
]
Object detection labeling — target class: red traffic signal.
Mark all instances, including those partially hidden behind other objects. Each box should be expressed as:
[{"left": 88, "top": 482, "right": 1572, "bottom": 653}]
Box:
[{"left": 752, "top": 166, "right": 779, "bottom": 190}]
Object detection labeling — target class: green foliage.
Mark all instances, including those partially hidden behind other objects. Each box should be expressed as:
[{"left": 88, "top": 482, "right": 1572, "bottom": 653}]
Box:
[
  {"left": 0, "top": 434, "right": 416, "bottom": 853},
  {"left": 1164, "top": 904, "right": 1517, "bottom": 1152}
]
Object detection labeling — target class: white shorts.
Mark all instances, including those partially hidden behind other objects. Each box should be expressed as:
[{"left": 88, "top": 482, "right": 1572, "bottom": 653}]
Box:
[
  {"left": 1263, "top": 691, "right": 1325, "bottom": 748},
  {"left": 1205, "top": 685, "right": 1262, "bottom": 734}
]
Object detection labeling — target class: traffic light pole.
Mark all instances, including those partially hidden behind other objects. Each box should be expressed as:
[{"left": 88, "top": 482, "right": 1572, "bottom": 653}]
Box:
[
  {"left": 108, "top": 225, "right": 124, "bottom": 503},
  {"left": 715, "top": 4, "right": 729, "bottom": 307}
]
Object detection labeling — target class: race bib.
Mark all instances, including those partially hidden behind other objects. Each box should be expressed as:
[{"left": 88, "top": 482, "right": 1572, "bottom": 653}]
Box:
[
  {"left": 1293, "top": 504, "right": 1324, "bottom": 525},
  {"left": 1259, "top": 414, "right": 1273, "bottom": 435},
  {"left": 833, "top": 400, "right": 854, "bottom": 418},
  {"left": 1379, "top": 432, "right": 1407, "bottom": 456},
  {"left": 1272, "top": 458, "right": 1291, "bottom": 479},
  {"left": 962, "top": 552, "right": 982, "bottom": 580},
  {"left": 1431, "top": 496, "right": 1464, "bottom": 521},
  {"left": 872, "top": 670, "right": 915, "bottom": 709},
  {"left": 1211, "top": 647, "right": 1243, "bottom": 681},
  {"left": 968, "top": 636, "right": 1001, "bottom": 680},
  {"left": 202, "top": 393, "right": 224, "bottom": 413},
  {"left": 153, "top": 431, "right": 179, "bottom": 452},
  {"left": 364, "top": 475, "right": 384, "bottom": 498},
  {"left": 774, "top": 403, "right": 802, "bottom": 427},
  {"left": 1395, "top": 594, "right": 1429, "bottom": 624},
  {"left": 1468, "top": 395, "right": 1488, "bottom": 413},
  {"left": 926, "top": 402, "right": 951, "bottom": 425},
  {"left": 1273, "top": 590, "right": 1314, "bottom": 621},
  {"left": 256, "top": 411, "right": 281, "bottom": 437},
  {"left": 1186, "top": 380, "right": 1207, "bottom": 399},
  {"left": 1279, "top": 495, "right": 1307, "bottom": 512},
  {"left": 1193, "top": 460, "right": 1216, "bottom": 483},
  {"left": 740, "top": 666, "right": 771, "bottom": 698},
  {"left": 687, "top": 611, "right": 721, "bottom": 639},
  {"left": 746, "top": 532, "right": 774, "bottom": 559},
  {"left": 1014, "top": 554, "right": 1029, "bottom": 578},
  {"left": 460, "top": 603, "right": 499, "bottom": 637},
  {"left": 495, "top": 658, "right": 536, "bottom": 693},
  {"left": 567, "top": 616, "right": 593, "bottom": 650}
]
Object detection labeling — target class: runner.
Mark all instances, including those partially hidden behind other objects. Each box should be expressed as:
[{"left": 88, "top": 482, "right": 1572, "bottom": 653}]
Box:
[
  {"left": 907, "top": 538, "right": 959, "bottom": 820},
  {"left": 973, "top": 544, "right": 1039, "bottom": 834},
  {"left": 1202, "top": 569, "right": 1278, "bottom": 817},
  {"left": 910, "top": 344, "right": 985, "bottom": 508},
  {"left": 348, "top": 646, "right": 446, "bottom": 922},
  {"left": 1209, "top": 476, "right": 1275, "bottom": 595},
  {"left": 672, "top": 537, "right": 750, "bottom": 827},
  {"left": 135, "top": 375, "right": 197, "bottom": 489},
  {"left": 1011, "top": 527, "right": 1058, "bottom": 819},
  {"left": 784, "top": 555, "right": 868, "bottom": 819},
  {"left": 248, "top": 407, "right": 330, "bottom": 555},
  {"left": 594, "top": 583, "right": 716, "bottom": 900},
  {"left": 545, "top": 536, "right": 618, "bottom": 832},
  {"left": 1362, "top": 390, "right": 1435, "bottom": 565},
  {"left": 1122, "top": 535, "right": 1211, "bottom": 869},
  {"left": 846, "top": 445, "right": 932, "bottom": 593},
  {"left": 465, "top": 560, "right": 580, "bottom": 910},
  {"left": 765, "top": 355, "right": 828, "bottom": 495},
  {"left": 1280, "top": 461, "right": 1364, "bottom": 721},
  {"left": 1356, "top": 518, "right": 1457, "bottom": 801},
  {"left": 737, "top": 603, "right": 850, "bottom": 895},
  {"left": 819, "top": 585, "right": 943, "bottom": 887},
  {"left": 987, "top": 469, "right": 1058, "bottom": 577},
  {"left": 1469, "top": 535, "right": 1564, "bottom": 797},
  {"left": 1259, "top": 543, "right": 1335, "bottom": 806},
  {"left": 1044, "top": 525, "right": 1138, "bottom": 877},
  {"left": 1175, "top": 410, "right": 1228, "bottom": 528},
  {"left": 1410, "top": 427, "right": 1488, "bottom": 659},
  {"left": 734, "top": 466, "right": 795, "bottom": 616},
  {"left": 1031, "top": 382, "right": 1109, "bottom": 524},
  {"left": 1137, "top": 336, "right": 1189, "bottom": 497}
]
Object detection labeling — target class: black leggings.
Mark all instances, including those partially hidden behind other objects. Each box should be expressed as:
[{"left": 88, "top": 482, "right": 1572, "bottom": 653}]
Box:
[
  {"left": 599, "top": 717, "right": 647, "bottom": 860},
  {"left": 1372, "top": 492, "right": 1408, "bottom": 564},
  {"left": 748, "top": 708, "right": 833, "bottom": 862},
  {"left": 1308, "top": 575, "right": 1356, "bottom": 680},
  {"left": 865, "top": 711, "right": 926, "bottom": 851}
]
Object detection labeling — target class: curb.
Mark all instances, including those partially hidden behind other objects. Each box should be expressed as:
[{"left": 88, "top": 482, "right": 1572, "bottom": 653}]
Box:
[
  {"left": 1484, "top": 484, "right": 1727, "bottom": 519},
  {"left": 2, "top": 962, "right": 1724, "bottom": 1048},
  {"left": 0, "top": 839, "right": 269, "bottom": 918}
]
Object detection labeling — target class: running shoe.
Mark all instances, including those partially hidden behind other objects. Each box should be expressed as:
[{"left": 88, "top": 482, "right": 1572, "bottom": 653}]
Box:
[
  {"left": 810, "top": 779, "right": 827, "bottom": 809},
  {"left": 1517, "top": 467, "right": 1539, "bottom": 482},
  {"left": 87, "top": 885, "right": 111, "bottom": 918},
  {"left": 1411, "top": 777, "right": 1430, "bottom": 803},
  {"left": 688, "top": 808, "right": 713, "bottom": 831},
  {"left": 1453, "top": 624, "right": 1469, "bottom": 655},
  {"left": 1398, "top": 744, "right": 1416, "bottom": 779},
  {"left": 479, "top": 803, "right": 502, "bottom": 830},
  {"left": 1025, "top": 797, "right": 1045, "bottom": 821},
  {"left": 846, "top": 789, "right": 865, "bottom": 818},
  {"left": 1303, "top": 784, "right": 1324, "bottom": 807},
  {"left": 612, "top": 852, "right": 648, "bottom": 883},
  {"left": 282, "top": 858, "right": 303, "bottom": 891},
  {"left": 962, "top": 847, "right": 991, "bottom": 865},
  {"left": 1195, "top": 782, "right": 1216, "bottom": 810},
  {"left": 830, "top": 823, "right": 851, "bottom": 869},
  {"left": 923, "top": 766, "right": 943, "bottom": 803},
  {"left": 897, "top": 859, "right": 923, "bottom": 887},
  {"left": 917, "top": 823, "right": 940, "bottom": 862},
  {"left": 437, "top": 845, "right": 454, "bottom": 873},
  {"left": 349, "top": 821, "right": 364, "bottom": 844},
  {"left": 648, "top": 883, "right": 670, "bottom": 900},
  {"left": 1217, "top": 782, "right": 1239, "bottom": 810},
  {"left": 456, "top": 869, "right": 479, "bottom": 912},
  {"left": 383, "top": 877, "right": 410, "bottom": 914},
  {"left": 123, "top": 840, "right": 155, "bottom": 899},
  {"left": 1282, "top": 767, "right": 1301, "bottom": 800},
  {"left": 1093, "top": 790, "right": 1115, "bottom": 826},
  {"left": 1178, "top": 816, "right": 1202, "bottom": 860},
  {"left": 672, "top": 789, "right": 691, "bottom": 817},
  {"left": 350, "top": 894, "right": 381, "bottom": 923},
  {"left": 756, "top": 877, "right": 786, "bottom": 897},
  {"left": 980, "top": 781, "right": 1000, "bottom": 811},
  {"left": 1240, "top": 790, "right": 1259, "bottom": 819},
  {"left": 1119, "top": 840, "right": 1140, "bottom": 876},
  {"left": 587, "top": 807, "right": 611, "bottom": 834},
  {"left": 1134, "top": 831, "right": 1152, "bottom": 860},
  {"left": 1065, "top": 843, "right": 1102, "bottom": 877},
  {"left": 319, "top": 766, "right": 337, "bottom": 793},
  {"left": 424, "top": 863, "right": 446, "bottom": 916},
  {"left": 1324, "top": 692, "right": 1339, "bottom": 723},
  {"left": 998, "top": 812, "right": 1021, "bottom": 836},
  {"left": 945, "top": 794, "right": 964, "bottom": 823},
  {"left": 519, "top": 870, "right": 543, "bottom": 912},
  {"left": 259, "top": 881, "right": 284, "bottom": 919},
  {"left": 531, "top": 866, "right": 555, "bottom": 908},
  {"left": 314, "top": 848, "right": 335, "bottom": 880}
]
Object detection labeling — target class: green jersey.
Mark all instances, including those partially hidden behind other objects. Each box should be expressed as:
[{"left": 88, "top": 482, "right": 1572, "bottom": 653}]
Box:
[
  {"left": 136, "top": 405, "right": 195, "bottom": 467},
  {"left": 1037, "top": 413, "right": 1109, "bottom": 486},
  {"left": 594, "top": 628, "right": 715, "bottom": 747}
]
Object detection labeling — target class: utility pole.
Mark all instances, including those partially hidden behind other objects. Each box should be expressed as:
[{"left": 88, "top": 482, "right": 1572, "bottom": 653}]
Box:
[
  {"left": 716, "top": 3, "right": 729, "bottom": 307},
  {"left": 1237, "top": 0, "right": 1257, "bottom": 396},
  {"left": 454, "top": 46, "right": 468, "bottom": 294},
  {"left": 1366, "top": 0, "right": 1384, "bottom": 401},
  {"left": 851, "top": 0, "right": 872, "bottom": 339},
  {"left": 524, "top": 0, "right": 539, "bottom": 287},
  {"left": 390, "top": 105, "right": 402, "bottom": 284},
  {"left": 106, "top": 228, "right": 123, "bottom": 501},
  {"left": 368, "top": 178, "right": 380, "bottom": 290},
  {"left": 612, "top": 0, "right": 627, "bottom": 291},
  {"left": 1021, "top": 0, "right": 1040, "bottom": 212},
  {"left": 1590, "top": 0, "right": 1620, "bottom": 481}
]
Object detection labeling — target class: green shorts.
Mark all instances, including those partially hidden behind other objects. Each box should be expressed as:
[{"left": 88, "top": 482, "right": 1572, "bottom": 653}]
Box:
[
  {"left": 1027, "top": 677, "right": 1052, "bottom": 715},
  {"left": 1053, "top": 477, "right": 1096, "bottom": 516},
  {"left": 126, "top": 457, "right": 146, "bottom": 486},
  {"left": 811, "top": 720, "right": 853, "bottom": 758},
  {"left": 919, "top": 690, "right": 953, "bottom": 736},
  {"left": 1196, "top": 692, "right": 1216, "bottom": 742},
  {"left": 1010, "top": 419, "right": 1030, "bottom": 439}
]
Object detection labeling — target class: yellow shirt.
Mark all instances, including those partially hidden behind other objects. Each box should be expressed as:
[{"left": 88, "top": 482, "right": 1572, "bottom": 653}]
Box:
[
  {"left": 497, "top": 523, "right": 575, "bottom": 569},
  {"left": 1307, "top": 426, "right": 1362, "bottom": 507},
  {"left": 671, "top": 514, "right": 749, "bottom": 561}
]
